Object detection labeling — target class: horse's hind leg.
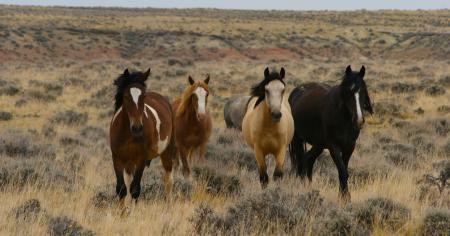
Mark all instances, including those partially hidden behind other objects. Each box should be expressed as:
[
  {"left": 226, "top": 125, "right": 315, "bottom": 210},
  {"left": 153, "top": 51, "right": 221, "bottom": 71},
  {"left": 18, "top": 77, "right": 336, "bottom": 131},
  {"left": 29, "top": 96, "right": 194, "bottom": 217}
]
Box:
[
  {"left": 179, "top": 146, "right": 191, "bottom": 178},
  {"left": 254, "top": 147, "right": 268, "bottom": 188},
  {"left": 160, "top": 150, "right": 173, "bottom": 198},
  {"left": 305, "top": 146, "right": 324, "bottom": 182},
  {"left": 273, "top": 147, "right": 287, "bottom": 181}
]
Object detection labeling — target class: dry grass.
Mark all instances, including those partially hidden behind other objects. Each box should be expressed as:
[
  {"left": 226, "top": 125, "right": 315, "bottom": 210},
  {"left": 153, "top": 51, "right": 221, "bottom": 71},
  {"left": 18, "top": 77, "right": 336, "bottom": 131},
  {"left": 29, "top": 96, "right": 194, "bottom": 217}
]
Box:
[{"left": 0, "top": 5, "right": 449, "bottom": 235}]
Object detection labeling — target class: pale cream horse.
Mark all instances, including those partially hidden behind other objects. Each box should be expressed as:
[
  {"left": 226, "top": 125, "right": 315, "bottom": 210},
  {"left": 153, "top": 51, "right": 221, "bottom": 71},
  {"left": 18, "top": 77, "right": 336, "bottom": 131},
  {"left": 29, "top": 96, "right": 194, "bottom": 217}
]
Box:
[{"left": 242, "top": 67, "right": 294, "bottom": 188}]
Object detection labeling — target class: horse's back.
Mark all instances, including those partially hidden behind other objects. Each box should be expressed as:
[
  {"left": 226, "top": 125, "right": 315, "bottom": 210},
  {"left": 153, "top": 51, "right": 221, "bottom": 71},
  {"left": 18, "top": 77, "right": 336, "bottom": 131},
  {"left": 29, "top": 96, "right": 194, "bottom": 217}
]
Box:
[
  {"left": 224, "top": 95, "right": 251, "bottom": 129},
  {"left": 289, "top": 83, "right": 332, "bottom": 146}
]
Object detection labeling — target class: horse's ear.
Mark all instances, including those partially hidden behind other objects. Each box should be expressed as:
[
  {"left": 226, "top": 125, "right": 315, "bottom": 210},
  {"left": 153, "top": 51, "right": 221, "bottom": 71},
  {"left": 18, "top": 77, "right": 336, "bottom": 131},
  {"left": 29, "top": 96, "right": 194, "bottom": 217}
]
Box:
[
  {"left": 188, "top": 76, "right": 195, "bottom": 85},
  {"left": 280, "top": 67, "right": 285, "bottom": 80},
  {"left": 204, "top": 74, "right": 210, "bottom": 84},
  {"left": 143, "top": 68, "right": 151, "bottom": 81},
  {"left": 359, "top": 66, "right": 365, "bottom": 78},
  {"left": 345, "top": 65, "right": 352, "bottom": 75},
  {"left": 123, "top": 68, "right": 130, "bottom": 77},
  {"left": 264, "top": 67, "right": 270, "bottom": 78}
]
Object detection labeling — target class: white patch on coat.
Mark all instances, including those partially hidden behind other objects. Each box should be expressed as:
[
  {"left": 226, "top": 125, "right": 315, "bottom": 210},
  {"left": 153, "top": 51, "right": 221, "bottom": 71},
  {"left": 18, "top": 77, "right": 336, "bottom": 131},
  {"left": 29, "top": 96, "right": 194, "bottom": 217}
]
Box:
[
  {"left": 145, "top": 104, "right": 169, "bottom": 154},
  {"left": 123, "top": 169, "right": 133, "bottom": 207},
  {"left": 130, "top": 87, "right": 141, "bottom": 109},
  {"left": 355, "top": 92, "right": 363, "bottom": 125},
  {"left": 265, "top": 80, "right": 285, "bottom": 113},
  {"left": 194, "top": 87, "right": 207, "bottom": 114},
  {"left": 111, "top": 106, "right": 122, "bottom": 125}
]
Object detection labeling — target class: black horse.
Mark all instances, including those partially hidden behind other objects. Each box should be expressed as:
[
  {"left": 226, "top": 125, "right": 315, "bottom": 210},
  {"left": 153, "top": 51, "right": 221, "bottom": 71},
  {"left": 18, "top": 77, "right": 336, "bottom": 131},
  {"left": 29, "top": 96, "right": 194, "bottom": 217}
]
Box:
[{"left": 288, "top": 65, "right": 373, "bottom": 202}]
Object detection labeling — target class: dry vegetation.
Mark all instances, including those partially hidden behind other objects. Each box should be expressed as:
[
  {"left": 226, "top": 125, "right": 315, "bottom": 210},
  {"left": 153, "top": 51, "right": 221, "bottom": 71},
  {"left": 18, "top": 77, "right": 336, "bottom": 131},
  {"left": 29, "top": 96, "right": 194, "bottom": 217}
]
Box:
[{"left": 0, "top": 5, "right": 449, "bottom": 235}]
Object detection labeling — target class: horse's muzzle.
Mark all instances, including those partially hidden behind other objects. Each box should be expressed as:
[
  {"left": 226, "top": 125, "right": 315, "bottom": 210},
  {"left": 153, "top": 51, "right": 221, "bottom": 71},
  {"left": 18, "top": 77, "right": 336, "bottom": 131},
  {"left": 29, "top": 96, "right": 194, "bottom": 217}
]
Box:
[
  {"left": 131, "top": 124, "right": 144, "bottom": 137},
  {"left": 271, "top": 112, "right": 282, "bottom": 123}
]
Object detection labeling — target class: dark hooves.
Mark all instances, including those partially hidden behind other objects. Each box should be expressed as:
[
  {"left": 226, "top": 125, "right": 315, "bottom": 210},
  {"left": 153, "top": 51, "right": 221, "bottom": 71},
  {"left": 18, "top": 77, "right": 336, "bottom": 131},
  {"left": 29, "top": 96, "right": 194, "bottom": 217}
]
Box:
[
  {"left": 273, "top": 170, "right": 284, "bottom": 181},
  {"left": 259, "top": 173, "right": 269, "bottom": 189}
]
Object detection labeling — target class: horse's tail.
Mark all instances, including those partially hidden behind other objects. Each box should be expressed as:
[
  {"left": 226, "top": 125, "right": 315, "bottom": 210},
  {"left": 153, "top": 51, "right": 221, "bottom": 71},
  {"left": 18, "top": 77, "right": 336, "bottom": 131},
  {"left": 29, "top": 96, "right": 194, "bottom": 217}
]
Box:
[{"left": 289, "top": 129, "right": 305, "bottom": 176}]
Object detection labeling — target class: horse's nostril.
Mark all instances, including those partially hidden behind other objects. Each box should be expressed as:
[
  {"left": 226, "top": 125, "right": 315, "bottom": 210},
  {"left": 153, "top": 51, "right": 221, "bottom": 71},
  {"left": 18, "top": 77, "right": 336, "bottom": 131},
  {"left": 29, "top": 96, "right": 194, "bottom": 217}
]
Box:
[
  {"left": 272, "top": 112, "right": 282, "bottom": 119},
  {"left": 131, "top": 125, "right": 143, "bottom": 133}
]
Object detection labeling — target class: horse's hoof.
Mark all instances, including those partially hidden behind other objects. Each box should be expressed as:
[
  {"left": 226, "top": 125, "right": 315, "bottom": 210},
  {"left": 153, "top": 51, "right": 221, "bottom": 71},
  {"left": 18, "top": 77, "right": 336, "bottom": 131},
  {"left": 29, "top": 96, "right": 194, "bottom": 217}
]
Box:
[
  {"left": 259, "top": 173, "right": 269, "bottom": 188},
  {"left": 273, "top": 170, "right": 284, "bottom": 181}
]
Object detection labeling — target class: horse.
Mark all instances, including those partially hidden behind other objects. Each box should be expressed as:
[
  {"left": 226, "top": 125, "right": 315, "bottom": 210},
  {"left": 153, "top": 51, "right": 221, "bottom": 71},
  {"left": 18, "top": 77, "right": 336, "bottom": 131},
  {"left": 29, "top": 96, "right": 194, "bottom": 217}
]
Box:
[
  {"left": 223, "top": 95, "right": 251, "bottom": 130},
  {"left": 172, "top": 75, "right": 212, "bottom": 177},
  {"left": 242, "top": 67, "right": 294, "bottom": 188},
  {"left": 288, "top": 65, "right": 373, "bottom": 202},
  {"left": 109, "top": 68, "right": 175, "bottom": 207}
]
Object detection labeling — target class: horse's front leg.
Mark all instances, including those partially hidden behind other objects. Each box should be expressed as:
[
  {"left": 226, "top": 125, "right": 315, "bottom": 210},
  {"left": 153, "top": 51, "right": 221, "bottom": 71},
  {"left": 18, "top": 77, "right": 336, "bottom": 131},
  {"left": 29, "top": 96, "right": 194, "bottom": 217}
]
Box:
[
  {"left": 179, "top": 146, "right": 191, "bottom": 178},
  {"left": 254, "top": 146, "right": 268, "bottom": 189},
  {"left": 274, "top": 146, "right": 287, "bottom": 181},
  {"left": 329, "top": 145, "right": 351, "bottom": 203},
  {"left": 130, "top": 164, "right": 145, "bottom": 204},
  {"left": 198, "top": 143, "right": 207, "bottom": 162}
]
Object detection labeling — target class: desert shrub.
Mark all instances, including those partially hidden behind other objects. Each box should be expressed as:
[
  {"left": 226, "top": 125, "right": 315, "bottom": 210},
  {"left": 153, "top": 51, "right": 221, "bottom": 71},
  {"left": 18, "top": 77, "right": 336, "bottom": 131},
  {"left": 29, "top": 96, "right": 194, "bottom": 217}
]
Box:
[
  {"left": 15, "top": 99, "right": 27, "bottom": 107},
  {"left": 347, "top": 197, "right": 411, "bottom": 231},
  {"left": 59, "top": 134, "right": 85, "bottom": 147},
  {"left": 29, "top": 90, "right": 57, "bottom": 102},
  {"left": 0, "top": 129, "right": 55, "bottom": 158},
  {"left": 42, "top": 124, "right": 56, "bottom": 138},
  {"left": 425, "top": 85, "right": 446, "bottom": 96},
  {"left": 421, "top": 209, "right": 450, "bottom": 236},
  {"left": 349, "top": 165, "right": 390, "bottom": 185},
  {"left": 52, "top": 110, "right": 88, "bottom": 125},
  {"left": 373, "top": 100, "right": 406, "bottom": 117},
  {"left": 206, "top": 144, "right": 257, "bottom": 170},
  {"left": 12, "top": 199, "right": 42, "bottom": 221},
  {"left": 312, "top": 208, "right": 368, "bottom": 236},
  {"left": 190, "top": 189, "right": 328, "bottom": 235},
  {"left": 216, "top": 132, "right": 234, "bottom": 145},
  {"left": 79, "top": 125, "right": 107, "bottom": 141},
  {"left": 139, "top": 174, "right": 193, "bottom": 201},
  {"left": 440, "top": 75, "right": 450, "bottom": 87},
  {"left": 190, "top": 204, "right": 224, "bottom": 234},
  {"left": 193, "top": 167, "right": 241, "bottom": 195},
  {"left": 90, "top": 185, "right": 116, "bottom": 209},
  {"left": 0, "top": 111, "right": 13, "bottom": 120},
  {"left": 437, "top": 105, "right": 450, "bottom": 114},
  {"left": 48, "top": 216, "right": 94, "bottom": 236},
  {"left": 0, "top": 85, "right": 20, "bottom": 95},
  {"left": 383, "top": 143, "right": 418, "bottom": 167},
  {"left": 428, "top": 119, "right": 449, "bottom": 137},
  {"left": 391, "top": 82, "right": 417, "bottom": 93}
]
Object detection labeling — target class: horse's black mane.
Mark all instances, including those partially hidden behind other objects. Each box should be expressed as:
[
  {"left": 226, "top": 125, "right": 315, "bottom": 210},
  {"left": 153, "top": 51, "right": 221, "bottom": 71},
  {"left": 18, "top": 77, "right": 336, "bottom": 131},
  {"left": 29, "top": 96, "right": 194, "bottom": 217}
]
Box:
[
  {"left": 251, "top": 71, "right": 285, "bottom": 108},
  {"left": 113, "top": 71, "right": 147, "bottom": 112}
]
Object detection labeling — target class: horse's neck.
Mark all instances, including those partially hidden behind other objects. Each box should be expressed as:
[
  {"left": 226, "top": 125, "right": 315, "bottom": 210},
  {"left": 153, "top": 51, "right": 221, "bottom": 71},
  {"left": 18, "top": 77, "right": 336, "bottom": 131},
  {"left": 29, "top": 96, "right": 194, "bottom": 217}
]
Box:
[
  {"left": 257, "top": 100, "right": 275, "bottom": 126},
  {"left": 181, "top": 100, "right": 199, "bottom": 123}
]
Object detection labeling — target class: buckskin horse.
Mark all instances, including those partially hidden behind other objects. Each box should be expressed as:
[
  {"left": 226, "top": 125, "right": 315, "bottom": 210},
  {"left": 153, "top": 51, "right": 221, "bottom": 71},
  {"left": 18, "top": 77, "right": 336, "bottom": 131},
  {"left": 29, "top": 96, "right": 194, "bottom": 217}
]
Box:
[
  {"left": 288, "top": 65, "right": 373, "bottom": 202},
  {"left": 242, "top": 67, "right": 294, "bottom": 188},
  {"left": 172, "top": 75, "right": 212, "bottom": 177},
  {"left": 109, "top": 68, "right": 175, "bottom": 207}
]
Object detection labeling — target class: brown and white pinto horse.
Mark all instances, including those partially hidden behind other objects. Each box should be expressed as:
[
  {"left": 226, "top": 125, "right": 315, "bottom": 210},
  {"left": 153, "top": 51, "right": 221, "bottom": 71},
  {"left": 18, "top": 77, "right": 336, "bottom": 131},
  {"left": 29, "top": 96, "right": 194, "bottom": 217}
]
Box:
[
  {"left": 242, "top": 67, "right": 294, "bottom": 188},
  {"left": 172, "top": 75, "right": 212, "bottom": 177},
  {"left": 110, "top": 68, "right": 175, "bottom": 207}
]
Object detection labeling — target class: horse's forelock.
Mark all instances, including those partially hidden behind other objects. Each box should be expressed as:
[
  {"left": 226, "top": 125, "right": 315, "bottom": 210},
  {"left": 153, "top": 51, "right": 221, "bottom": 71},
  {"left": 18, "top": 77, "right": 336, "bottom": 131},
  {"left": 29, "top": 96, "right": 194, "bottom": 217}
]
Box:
[{"left": 114, "top": 71, "right": 147, "bottom": 112}]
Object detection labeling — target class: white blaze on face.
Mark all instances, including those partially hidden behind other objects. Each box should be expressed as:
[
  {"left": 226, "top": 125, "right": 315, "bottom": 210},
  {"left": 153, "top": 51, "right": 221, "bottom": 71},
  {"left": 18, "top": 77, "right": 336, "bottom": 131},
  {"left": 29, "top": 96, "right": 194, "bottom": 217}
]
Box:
[
  {"left": 130, "top": 87, "right": 141, "bottom": 109},
  {"left": 355, "top": 92, "right": 363, "bottom": 125},
  {"left": 123, "top": 169, "right": 133, "bottom": 207},
  {"left": 265, "top": 80, "right": 285, "bottom": 113},
  {"left": 195, "top": 87, "right": 207, "bottom": 115},
  {"left": 145, "top": 104, "right": 169, "bottom": 154}
]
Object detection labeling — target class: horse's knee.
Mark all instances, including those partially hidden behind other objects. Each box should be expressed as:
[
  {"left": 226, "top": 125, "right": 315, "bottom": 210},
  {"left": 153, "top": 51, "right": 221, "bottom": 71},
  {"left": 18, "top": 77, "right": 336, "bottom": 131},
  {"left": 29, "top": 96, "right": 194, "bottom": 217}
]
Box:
[
  {"left": 273, "top": 169, "right": 284, "bottom": 181},
  {"left": 259, "top": 172, "right": 269, "bottom": 188}
]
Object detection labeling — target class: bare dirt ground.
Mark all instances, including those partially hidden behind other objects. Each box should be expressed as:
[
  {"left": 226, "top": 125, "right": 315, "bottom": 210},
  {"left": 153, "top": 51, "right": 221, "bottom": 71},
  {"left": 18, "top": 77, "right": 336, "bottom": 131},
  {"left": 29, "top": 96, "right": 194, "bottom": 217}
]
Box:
[{"left": 0, "top": 5, "right": 449, "bottom": 235}]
